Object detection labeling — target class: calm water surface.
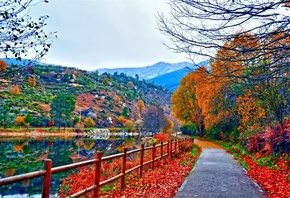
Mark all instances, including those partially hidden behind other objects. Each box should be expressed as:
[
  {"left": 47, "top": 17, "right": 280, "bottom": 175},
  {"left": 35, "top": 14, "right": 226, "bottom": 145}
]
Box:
[{"left": 0, "top": 134, "right": 139, "bottom": 197}]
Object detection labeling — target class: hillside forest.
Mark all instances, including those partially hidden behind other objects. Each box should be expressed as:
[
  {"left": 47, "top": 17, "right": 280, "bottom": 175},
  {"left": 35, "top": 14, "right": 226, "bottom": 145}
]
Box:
[{"left": 0, "top": 60, "right": 175, "bottom": 133}]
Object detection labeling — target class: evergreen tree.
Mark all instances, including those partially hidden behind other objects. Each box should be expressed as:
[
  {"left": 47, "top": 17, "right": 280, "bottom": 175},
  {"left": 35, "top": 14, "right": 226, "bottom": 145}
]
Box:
[{"left": 50, "top": 93, "right": 75, "bottom": 129}]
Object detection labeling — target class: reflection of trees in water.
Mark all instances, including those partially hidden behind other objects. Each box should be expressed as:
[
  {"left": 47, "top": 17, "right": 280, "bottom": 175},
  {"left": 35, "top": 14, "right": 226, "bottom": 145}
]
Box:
[
  {"left": 0, "top": 137, "right": 138, "bottom": 196},
  {"left": 0, "top": 139, "right": 75, "bottom": 196}
]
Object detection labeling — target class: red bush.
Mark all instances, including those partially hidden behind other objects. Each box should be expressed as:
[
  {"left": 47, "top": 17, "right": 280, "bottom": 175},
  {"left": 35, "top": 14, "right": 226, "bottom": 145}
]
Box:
[{"left": 246, "top": 119, "right": 290, "bottom": 155}]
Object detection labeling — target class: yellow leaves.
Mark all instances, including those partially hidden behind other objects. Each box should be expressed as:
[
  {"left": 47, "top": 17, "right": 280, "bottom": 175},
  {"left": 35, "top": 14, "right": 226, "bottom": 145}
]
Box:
[
  {"left": 171, "top": 72, "right": 198, "bottom": 123},
  {"left": 124, "top": 120, "right": 135, "bottom": 131},
  {"left": 84, "top": 117, "right": 95, "bottom": 127},
  {"left": 137, "top": 100, "right": 145, "bottom": 114},
  {"left": 237, "top": 89, "right": 266, "bottom": 131},
  {"left": 83, "top": 139, "right": 95, "bottom": 150}
]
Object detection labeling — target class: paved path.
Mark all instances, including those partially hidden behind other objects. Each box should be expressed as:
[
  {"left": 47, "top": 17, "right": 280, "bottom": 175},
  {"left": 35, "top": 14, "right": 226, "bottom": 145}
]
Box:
[{"left": 175, "top": 140, "right": 266, "bottom": 198}]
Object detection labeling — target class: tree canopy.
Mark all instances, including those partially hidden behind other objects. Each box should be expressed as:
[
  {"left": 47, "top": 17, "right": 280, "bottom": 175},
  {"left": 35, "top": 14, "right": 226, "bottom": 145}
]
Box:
[{"left": 50, "top": 93, "right": 75, "bottom": 128}]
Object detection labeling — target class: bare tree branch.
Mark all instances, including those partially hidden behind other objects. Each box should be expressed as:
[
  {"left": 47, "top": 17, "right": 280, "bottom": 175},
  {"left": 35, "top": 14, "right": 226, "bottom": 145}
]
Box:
[
  {"left": 158, "top": 0, "right": 290, "bottom": 82},
  {"left": 0, "top": 0, "right": 57, "bottom": 65}
]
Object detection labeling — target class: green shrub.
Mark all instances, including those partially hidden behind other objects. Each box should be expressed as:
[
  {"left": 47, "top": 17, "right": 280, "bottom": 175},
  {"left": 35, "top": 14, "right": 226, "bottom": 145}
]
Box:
[{"left": 180, "top": 123, "right": 197, "bottom": 135}]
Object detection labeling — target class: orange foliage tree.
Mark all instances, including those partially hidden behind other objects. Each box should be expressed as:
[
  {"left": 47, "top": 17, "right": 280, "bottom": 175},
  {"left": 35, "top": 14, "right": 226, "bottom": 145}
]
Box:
[
  {"left": 10, "top": 85, "right": 20, "bottom": 95},
  {"left": 171, "top": 69, "right": 205, "bottom": 136},
  {"left": 0, "top": 60, "right": 7, "bottom": 72},
  {"left": 137, "top": 100, "right": 145, "bottom": 114},
  {"left": 28, "top": 76, "right": 36, "bottom": 86},
  {"left": 198, "top": 34, "right": 261, "bottom": 131},
  {"left": 118, "top": 116, "right": 127, "bottom": 125},
  {"left": 15, "top": 116, "right": 25, "bottom": 126}
]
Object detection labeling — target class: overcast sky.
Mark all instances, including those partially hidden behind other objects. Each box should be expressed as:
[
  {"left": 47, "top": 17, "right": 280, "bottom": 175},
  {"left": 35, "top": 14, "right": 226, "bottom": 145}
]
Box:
[{"left": 27, "top": 0, "right": 189, "bottom": 70}]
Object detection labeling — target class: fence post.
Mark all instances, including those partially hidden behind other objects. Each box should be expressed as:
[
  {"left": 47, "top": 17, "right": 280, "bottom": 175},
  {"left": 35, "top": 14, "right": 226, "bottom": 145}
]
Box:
[
  {"left": 94, "top": 151, "right": 102, "bottom": 198},
  {"left": 169, "top": 140, "right": 172, "bottom": 158},
  {"left": 121, "top": 147, "right": 127, "bottom": 190},
  {"left": 175, "top": 140, "right": 177, "bottom": 153},
  {"left": 152, "top": 143, "right": 156, "bottom": 170},
  {"left": 42, "top": 159, "right": 52, "bottom": 198},
  {"left": 160, "top": 142, "right": 163, "bottom": 160},
  {"left": 139, "top": 144, "right": 144, "bottom": 177},
  {"left": 167, "top": 140, "right": 170, "bottom": 158}
]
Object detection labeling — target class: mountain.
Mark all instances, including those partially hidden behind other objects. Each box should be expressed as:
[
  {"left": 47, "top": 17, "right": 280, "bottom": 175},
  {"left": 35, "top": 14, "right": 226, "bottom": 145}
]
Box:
[
  {"left": 97, "top": 61, "right": 197, "bottom": 80},
  {"left": 147, "top": 68, "right": 189, "bottom": 92},
  {"left": 147, "top": 60, "right": 209, "bottom": 91},
  {"left": 98, "top": 60, "right": 209, "bottom": 91}
]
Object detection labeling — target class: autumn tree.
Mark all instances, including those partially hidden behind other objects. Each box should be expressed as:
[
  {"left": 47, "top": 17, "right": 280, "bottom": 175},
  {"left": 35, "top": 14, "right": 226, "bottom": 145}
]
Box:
[
  {"left": 10, "top": 85, "right": 20, "bottom": 95},
  {"left": 84, "top": 117, "right": 95, "bottom": 127},
  {"left": 15, "top": 116, "right": 24, "bottom": 126},
  {"left": 50, "top": 93, "right": 75, "bottom": 129},
  {"left": 118, "top": 116, "right": 127, "bottom": 125},
  {"left": 0, "top": 0, "right": 56, "bottom": 61},
  {"left": 162, "top": 118, "right": 174, "bottom": 133},
  {"left": 143, "top": 103, "right": 166, "bottom": 134},
  {"left": 171, "top": 69, "right": 205, "bottom": 136},
  {"left": 137, "top": 100, "right": 145, "bottom": 114},
  {"left": 28, "top": 76, "right": 36, "bottom": 86},
  {"left": 0, "top": 60, "right": 7, "bottom": 72},
  {"left": 124, "top": 120, "right": 135, "bottom": 131}
]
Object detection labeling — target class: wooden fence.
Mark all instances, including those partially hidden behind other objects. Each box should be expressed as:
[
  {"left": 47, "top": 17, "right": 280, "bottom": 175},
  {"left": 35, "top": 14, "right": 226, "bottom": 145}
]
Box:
[{"left": 0, "top": 138, "right": 194, "bottom": 197}]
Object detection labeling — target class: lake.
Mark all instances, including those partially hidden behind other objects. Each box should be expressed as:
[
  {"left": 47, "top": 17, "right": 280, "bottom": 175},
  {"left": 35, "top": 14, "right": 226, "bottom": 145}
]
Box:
[{"left": 0, "top": 133, "right": 141, "bottom": 197}]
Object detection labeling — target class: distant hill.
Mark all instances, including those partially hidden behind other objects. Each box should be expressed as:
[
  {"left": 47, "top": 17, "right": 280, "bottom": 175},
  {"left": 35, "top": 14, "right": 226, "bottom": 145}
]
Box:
[
  {"left": 97, "top": 61, "right": 198, "bottom": 80},
  {"left": 147, "top": 60, "right": 209, "bottom": 92},
  {"left": 147, "top": 68, "right": 189, "bottom": 92}
]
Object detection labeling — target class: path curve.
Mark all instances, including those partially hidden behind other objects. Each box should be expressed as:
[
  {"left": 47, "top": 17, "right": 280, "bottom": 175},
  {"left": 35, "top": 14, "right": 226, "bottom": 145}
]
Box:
[{"left": 175, "top": 140, "right": 266, "bottom": 198}]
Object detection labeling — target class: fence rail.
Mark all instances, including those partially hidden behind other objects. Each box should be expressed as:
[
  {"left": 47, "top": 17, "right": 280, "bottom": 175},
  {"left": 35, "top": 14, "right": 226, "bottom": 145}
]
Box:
[{"left": 0, "top": 137, "right": 194, "bottom": 198}]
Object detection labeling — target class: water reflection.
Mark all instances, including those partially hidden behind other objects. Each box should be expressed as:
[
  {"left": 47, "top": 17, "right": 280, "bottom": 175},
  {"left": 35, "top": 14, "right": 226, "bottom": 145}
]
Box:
[{"left": 0, "top": 134, "right": 140, "bottom": 197}]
